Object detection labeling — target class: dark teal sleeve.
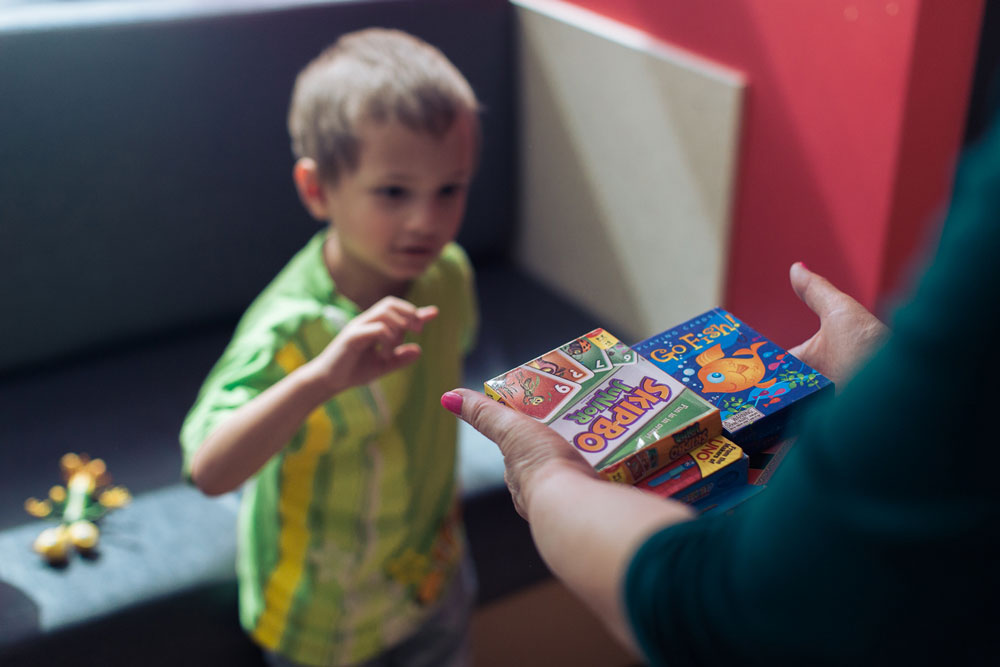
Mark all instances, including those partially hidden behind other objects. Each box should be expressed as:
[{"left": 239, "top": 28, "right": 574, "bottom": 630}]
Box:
[{"left": 624, "top": 112, "right": 1000, "bottom": 666}]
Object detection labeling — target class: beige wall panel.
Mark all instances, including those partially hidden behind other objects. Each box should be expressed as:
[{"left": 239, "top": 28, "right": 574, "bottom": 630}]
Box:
[{"left": 513, "top": 0, "right": 744, "bottom": 341}]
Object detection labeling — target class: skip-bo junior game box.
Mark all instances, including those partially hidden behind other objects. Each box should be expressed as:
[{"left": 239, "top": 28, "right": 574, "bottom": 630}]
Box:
[
  {"left": 632, "top": 308, "right": 833, "bottom": 453},
  {"left": 484, "top": 328, "right": 723, "bottom": 485}
]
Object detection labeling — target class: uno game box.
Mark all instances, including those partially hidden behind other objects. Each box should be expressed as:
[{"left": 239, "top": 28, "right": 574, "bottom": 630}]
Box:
[
  {"left": 633, "top": 308, "right": 833, "bottom": 453},
  {"left": 634, "top": 435, "right": 748, "bottom": 505},
  {"left": 484, "top": 328, "right": 723, "bottom": 485}
]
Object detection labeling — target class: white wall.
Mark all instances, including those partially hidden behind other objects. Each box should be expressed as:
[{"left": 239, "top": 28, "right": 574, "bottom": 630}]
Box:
[{"left": 513, "top": 0, "right": 745, "bottom": 342}]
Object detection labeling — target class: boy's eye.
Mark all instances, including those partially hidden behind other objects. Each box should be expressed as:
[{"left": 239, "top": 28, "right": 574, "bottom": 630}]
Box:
[
  {"left": 375, "top": 186, "right": 409, "bottom": 200},
  {"left": 438, "top": 183, "right": 466, "bottom": 198}
]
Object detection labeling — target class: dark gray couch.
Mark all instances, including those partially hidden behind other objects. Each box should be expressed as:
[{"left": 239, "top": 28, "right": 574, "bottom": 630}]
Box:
[{"left": 0, "top": 1, "right": 601, "bottom": 664}]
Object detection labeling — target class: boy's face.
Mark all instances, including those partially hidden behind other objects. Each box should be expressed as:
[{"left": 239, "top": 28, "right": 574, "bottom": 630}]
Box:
[{"left": 321, "top": 112, "right": 476, "bottom": 288}]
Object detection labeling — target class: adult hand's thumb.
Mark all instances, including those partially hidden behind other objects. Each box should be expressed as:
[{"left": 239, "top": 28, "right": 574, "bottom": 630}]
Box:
[
  {"left": 443, "top": 389, "right": 518, "bottom": 448},
  {"left": 442, "top": 388, "right": 557, "bottom": 460},
  {"left": 789, "top": 262, "right": 841, "bottom": 319}
]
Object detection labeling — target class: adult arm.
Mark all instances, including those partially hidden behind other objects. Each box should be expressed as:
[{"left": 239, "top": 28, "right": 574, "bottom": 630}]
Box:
[{"left": 443, "top": 389, "right": 695, "bottom": 652}]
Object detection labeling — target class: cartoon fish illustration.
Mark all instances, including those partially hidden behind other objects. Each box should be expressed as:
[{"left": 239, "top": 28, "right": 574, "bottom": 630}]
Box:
[{"left": 696, "top": 341, "right": 777, "bottom": 393}]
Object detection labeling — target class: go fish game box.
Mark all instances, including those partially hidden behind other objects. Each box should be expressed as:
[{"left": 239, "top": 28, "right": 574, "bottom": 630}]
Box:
[
  {"left": 633, "top": 308, "right": 833, "bottom": 453},
  {"left": 484, "top": 329, "right": 723, "bottom": 485},
  {"left": 634, "top": 435, "right": 748, "bottom": 505}
]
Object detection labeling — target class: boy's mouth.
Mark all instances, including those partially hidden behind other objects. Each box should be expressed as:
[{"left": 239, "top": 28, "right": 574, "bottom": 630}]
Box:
[{"left": 396, "top": 245, "right": 436, "bottom": 257}]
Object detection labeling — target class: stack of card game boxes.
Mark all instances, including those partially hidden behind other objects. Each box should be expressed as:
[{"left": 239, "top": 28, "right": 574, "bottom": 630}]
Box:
[
  {"left": 482, "top": 308, "right": 833, "bottom": 512},
  {"left": 483, "top": 328, "right": 739, "bottom": 491}
]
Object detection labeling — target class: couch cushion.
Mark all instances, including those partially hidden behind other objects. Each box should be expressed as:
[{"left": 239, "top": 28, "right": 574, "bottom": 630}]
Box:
[{"left": 0, "top": 485, "right": 261, "bottom": 665}]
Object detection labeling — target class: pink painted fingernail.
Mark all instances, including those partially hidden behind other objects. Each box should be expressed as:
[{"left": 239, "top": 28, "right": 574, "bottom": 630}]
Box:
[
  {"left": 797, "top": 261, "right": 809, "bottom": 271},
  {"left": 441, "top": 391, "right": 463, "bottom": 416}
]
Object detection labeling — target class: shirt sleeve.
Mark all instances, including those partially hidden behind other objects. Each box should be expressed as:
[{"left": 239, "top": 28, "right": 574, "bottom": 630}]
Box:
[
  {"left": 178, "top": 326, "right": 290, "bottom": 481},
  {"left": 624, "top": 105, "right": 1000, "bottom": 665}
]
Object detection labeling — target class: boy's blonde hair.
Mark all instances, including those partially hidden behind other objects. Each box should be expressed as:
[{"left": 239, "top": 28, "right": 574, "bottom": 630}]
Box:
[{"left": 288, "top": 28, "right": 480, "bottom": 184}]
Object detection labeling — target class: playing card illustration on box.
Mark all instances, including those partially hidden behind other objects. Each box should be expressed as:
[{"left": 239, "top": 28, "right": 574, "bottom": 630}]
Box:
[
  {"left": 485, "top": 329, "right": 723, "bottom": 484},
  {"left": 633, "top": 308, "right": 833, "bottom": 453},
  {"left": 526, "top": 348, "right": 594, "bottom": 386}
]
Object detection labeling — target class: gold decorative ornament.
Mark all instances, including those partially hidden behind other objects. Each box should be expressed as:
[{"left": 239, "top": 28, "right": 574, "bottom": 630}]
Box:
[{"left": 24, "top": 453, "right": 131, "bottom": 565}]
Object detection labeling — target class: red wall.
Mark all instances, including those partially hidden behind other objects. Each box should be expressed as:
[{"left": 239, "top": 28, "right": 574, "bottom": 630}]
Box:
[{"left": 557, "top": 0, "right": 983, "bottom": 348}]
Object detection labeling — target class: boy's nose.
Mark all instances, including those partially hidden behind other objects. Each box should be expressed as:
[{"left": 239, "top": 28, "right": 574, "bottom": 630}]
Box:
[{"left": 406, "top": 202, "right": 439, "bottom": 233}]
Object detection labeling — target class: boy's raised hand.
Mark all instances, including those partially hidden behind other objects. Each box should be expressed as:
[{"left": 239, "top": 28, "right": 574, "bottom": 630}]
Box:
[{"left": 312, "top": 296, "right": 438, "bottom": 395}]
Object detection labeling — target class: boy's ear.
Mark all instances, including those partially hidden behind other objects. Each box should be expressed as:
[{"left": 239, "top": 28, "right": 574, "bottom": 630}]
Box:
[{"left": 293, "top": 158, "right": 330, "bottom": 220}]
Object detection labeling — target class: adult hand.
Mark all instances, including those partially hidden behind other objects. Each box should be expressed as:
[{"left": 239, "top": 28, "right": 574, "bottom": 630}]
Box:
[
  {"left": 787, "top": 262, "right": 889, "bottom": 387},
  {"left": 441, "top": 388, "right": 598, "bottom": 519}
]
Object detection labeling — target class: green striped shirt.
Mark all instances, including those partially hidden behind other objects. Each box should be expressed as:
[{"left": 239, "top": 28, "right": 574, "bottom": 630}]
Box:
[{"left": 180, "top": 232, "right": 477, "bottom": 666}]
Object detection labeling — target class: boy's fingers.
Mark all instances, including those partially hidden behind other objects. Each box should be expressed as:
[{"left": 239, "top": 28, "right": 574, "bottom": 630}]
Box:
[
  {"left": 393, "top": 303, "right": 437, "bottom": 327},
  {"left": 389, "top": 342, "right": 423, "bottom": 367},
  {"left": 348, "top": 321, "right": 391, "bottom": 346},
  {"left": 416, "top": 305, "right": 439, "bottom": 325},
  {"left": 365, "top": 297, "right": 410, "bottom": 324},
  {"left": 372, "top": 301, "right": 437, "bottom": 332},
  {"left": 379, "top": 309, "right": 410, "bottom": 335},
  {"left": 372, "top": 295, "right": 408, "bottom": 310},
  {"left": 345, "top": 321, "right": 400, "bottom": 359},
  {"left": 371, "top": 343, "right": 423, "bottom": 375},
  {"left": 378, "top": 324, "right": 403, "bottom": 359}
]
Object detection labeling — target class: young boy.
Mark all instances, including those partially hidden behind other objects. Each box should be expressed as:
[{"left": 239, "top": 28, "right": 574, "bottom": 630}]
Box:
[{"left": 180, "top": 28, "right": 480, "bottom": 666}]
